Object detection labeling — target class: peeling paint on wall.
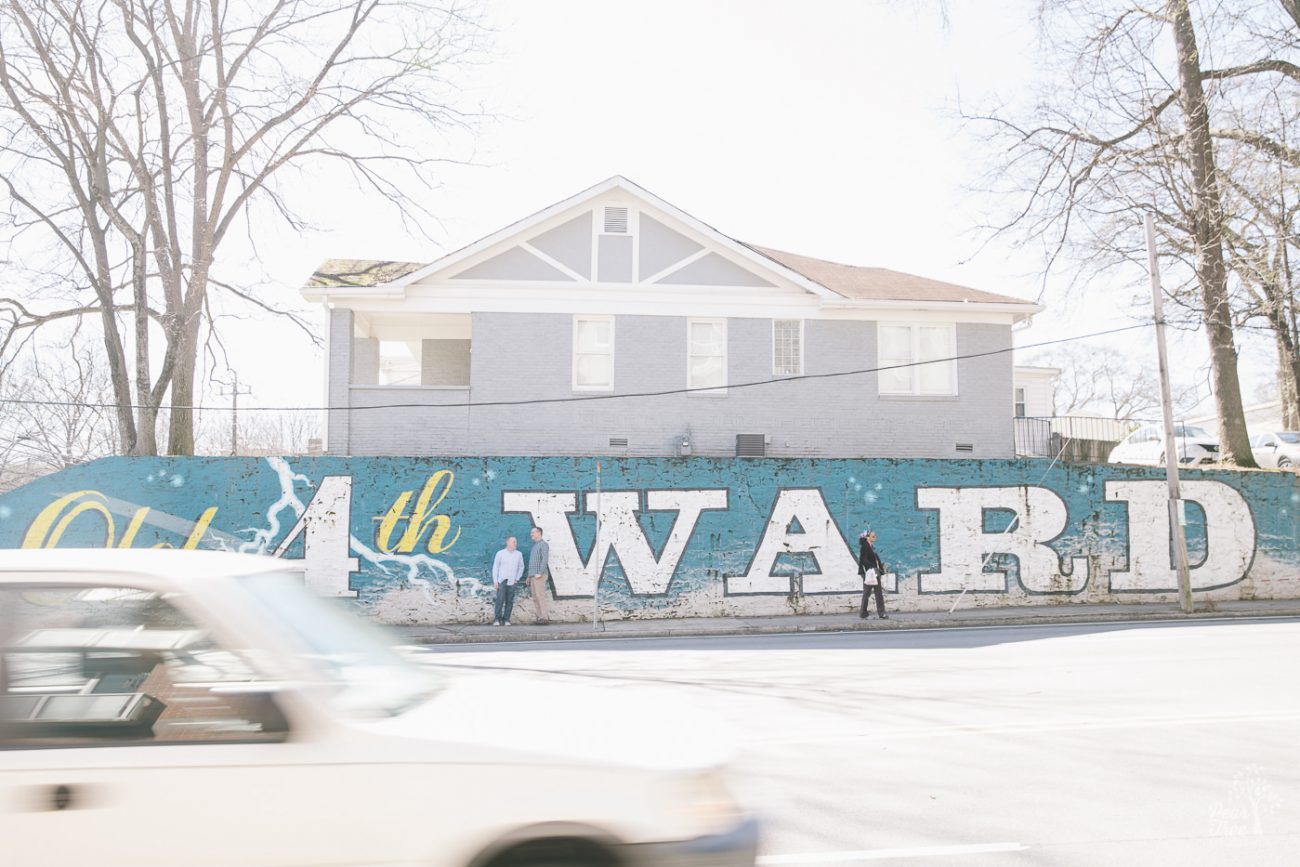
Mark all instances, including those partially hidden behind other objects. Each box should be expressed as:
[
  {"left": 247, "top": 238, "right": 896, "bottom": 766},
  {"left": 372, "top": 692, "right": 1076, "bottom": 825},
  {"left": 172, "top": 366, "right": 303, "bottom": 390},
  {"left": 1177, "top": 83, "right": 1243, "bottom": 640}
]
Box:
[{"left": 0, "top": 457, "right": 1296, "bottom": 623}]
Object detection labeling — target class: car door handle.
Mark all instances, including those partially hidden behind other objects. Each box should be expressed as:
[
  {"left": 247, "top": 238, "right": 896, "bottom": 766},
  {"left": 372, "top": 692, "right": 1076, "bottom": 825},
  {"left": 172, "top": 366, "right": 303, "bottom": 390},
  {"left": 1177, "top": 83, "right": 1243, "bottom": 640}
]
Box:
[
  {"left": 51, "top": 784, "right": 74, "bottom": 811},
  {"left": 13, "top": 783, "right": 100, "bottom": 812}
]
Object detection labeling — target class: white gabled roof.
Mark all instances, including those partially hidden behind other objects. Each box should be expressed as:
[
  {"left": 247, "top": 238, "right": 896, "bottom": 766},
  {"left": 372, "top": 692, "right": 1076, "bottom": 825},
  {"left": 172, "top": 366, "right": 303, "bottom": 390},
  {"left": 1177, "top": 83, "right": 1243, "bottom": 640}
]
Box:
[
  {"left": 386, "top": 175, "right": 839, "bottom": 299},
  {"left": 301, "top": 175, "right": 1042, "bottom": 320}
]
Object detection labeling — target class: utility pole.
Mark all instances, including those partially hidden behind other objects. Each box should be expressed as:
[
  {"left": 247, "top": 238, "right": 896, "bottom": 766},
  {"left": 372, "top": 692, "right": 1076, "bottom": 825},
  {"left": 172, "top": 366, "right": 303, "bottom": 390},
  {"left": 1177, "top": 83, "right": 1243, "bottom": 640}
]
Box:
[
  {"left": 592, "top": 461, "right": 603, "bottom": 632},
  {"left": 1145, "top": 213, "right": 1194, "bottom": 614},
  {"left": 219, "top": 373, "right": 253, "bottom": 457}
]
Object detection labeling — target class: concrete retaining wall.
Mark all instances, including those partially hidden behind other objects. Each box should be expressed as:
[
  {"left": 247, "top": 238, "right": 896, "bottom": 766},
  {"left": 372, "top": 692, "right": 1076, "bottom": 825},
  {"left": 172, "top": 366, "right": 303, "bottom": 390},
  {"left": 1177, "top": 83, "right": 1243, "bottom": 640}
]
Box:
[{"left": 0, "top": 457, "right": 1296, "bottom": 624}]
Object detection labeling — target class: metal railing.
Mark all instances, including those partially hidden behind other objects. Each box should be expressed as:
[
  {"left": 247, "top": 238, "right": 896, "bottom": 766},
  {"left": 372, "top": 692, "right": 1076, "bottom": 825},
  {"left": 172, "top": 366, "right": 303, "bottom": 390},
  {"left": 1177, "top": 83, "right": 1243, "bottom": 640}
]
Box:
[{"left": 1014, "top": 416, "right": 1140, "bottom": 463}]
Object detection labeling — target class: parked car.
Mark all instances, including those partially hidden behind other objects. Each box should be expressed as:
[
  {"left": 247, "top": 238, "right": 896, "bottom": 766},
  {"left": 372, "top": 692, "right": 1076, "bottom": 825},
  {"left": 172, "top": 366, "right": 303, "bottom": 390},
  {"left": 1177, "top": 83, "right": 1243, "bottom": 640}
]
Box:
[
  {"left": 0, "top": 549, "right": 758, "bottom": 867},
  {"left": 1108, "top": 423, "right": 1220, "bottom": 466},
  {"left": 1250, "top": 431, "right": 1300, "bottom": 469}
]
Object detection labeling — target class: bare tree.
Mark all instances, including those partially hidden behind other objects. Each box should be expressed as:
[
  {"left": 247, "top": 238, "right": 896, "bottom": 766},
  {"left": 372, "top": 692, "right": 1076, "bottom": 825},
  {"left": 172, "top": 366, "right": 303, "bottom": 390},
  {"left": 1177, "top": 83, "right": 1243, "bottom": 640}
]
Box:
[
  {"left": 0, "top": 0, "right": 485, "bottom": 455},
  {"left": 1039, "top": 344, "right": 1199, "bottom": 420},
  {"left": 1222, "top": 155, "right": 1300, "bottom": 427},
  {"left": 966, "top": 0, "right": 1300, "bottom": 465},
  {"left": 1167, "top": 0, "right": 1256, "bottom": 463},
  {"left": 0, "top": 336, "right": 119, "bottom": 485},
  {"left": 192, "top": 405, "right": 319, "bottom": 456}
]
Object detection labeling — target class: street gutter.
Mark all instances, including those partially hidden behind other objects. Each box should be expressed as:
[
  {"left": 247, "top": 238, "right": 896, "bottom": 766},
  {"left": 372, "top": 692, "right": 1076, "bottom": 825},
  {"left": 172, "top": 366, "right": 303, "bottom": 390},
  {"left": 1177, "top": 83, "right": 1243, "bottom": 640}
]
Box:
[{"left": 395, "top": 603, "right": 1300, "bottom": 646}]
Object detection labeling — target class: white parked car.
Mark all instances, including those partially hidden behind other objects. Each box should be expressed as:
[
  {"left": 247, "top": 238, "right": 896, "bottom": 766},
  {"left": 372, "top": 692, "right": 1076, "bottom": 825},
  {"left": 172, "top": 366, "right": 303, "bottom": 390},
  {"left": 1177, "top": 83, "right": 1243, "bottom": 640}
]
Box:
[
  {"left": 0, "top": 549, "right": 757, "bottom": 867},
  {"left": 1250, "top": 431, "right": 1300, "bottom": 469},
  {"left": 1108, "top": 423, "right": 1220, "bottom": 466}
]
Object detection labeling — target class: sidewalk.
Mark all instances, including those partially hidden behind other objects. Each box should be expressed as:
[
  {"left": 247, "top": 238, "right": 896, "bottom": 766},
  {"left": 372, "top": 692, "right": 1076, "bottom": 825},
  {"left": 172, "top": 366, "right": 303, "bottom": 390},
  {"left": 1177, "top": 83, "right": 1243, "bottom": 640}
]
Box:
[{"left": 392, "top": 598, "right": 1300, "bottom": 645}]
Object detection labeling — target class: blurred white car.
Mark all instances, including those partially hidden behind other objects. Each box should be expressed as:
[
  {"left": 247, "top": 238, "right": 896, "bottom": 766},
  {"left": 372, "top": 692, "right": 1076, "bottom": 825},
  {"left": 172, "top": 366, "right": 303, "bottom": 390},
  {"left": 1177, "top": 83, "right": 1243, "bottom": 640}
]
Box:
[
  {"left": 1108, "top": 423, "right": 1220, "bottom": 466},
  {"left": 0, "top": 549, "right": 757, "bottom": 867},
  {"left": 1250, "top": 431, "right": 1300, "bottom": 469}
]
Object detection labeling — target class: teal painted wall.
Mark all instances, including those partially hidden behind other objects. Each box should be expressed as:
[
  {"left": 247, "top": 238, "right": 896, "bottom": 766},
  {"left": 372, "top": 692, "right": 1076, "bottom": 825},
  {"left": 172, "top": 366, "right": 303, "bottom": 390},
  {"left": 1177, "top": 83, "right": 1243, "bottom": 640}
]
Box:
[{"left": 0, "top": 457, "right": 1296, "bottom": 622}]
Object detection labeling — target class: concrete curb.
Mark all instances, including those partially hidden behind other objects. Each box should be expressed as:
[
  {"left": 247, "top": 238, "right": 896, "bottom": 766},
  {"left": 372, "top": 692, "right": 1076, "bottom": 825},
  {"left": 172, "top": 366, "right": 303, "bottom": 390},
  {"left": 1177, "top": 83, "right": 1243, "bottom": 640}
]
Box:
[{"left": 402, "top": 605, "right": 1300, "bottom": 645}]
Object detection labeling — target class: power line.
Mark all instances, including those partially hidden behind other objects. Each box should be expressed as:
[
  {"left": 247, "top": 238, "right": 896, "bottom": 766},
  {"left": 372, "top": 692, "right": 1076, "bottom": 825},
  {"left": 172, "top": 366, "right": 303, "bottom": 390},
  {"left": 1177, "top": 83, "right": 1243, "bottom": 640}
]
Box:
[{"left": 0, "top": 322, "right": 1152, "bottom": 414}]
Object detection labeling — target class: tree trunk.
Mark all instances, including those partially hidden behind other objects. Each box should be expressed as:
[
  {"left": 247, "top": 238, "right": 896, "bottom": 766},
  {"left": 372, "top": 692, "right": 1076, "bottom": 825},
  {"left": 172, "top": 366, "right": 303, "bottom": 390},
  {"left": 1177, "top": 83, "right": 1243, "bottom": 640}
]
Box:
[
  {"left": 166, "top": 310, "right": 200, "bottom": 456},
  {"left": 1169, "top": 0, "right": 1258, "bottom": 466},
  {"left": 130, "top": 242, "right": 158, "bottom": 455},
  {"left": 1277, "top": 334, "right": 1300, "bottom": 429},
  {"left": 93, "top": 265, "right": 137, "bottom": 455}
]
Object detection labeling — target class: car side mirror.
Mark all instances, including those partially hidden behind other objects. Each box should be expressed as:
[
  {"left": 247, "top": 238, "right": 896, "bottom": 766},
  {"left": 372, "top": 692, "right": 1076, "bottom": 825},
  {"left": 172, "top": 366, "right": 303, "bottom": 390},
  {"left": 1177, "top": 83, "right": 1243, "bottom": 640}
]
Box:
[{"left": 1269, "top": 442, "right": 1278, "bottom": 449}]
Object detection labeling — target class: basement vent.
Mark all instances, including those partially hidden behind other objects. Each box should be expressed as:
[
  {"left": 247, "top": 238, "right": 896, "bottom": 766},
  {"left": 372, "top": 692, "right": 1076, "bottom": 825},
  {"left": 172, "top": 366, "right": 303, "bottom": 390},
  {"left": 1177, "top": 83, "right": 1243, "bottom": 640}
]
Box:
[
  {"left": 608, "top": 437, "right": 629, "bottom": 448},
  {"left": 955, "top": 442, "right": 975, "bottom": 453},
  {"left": 603, "top": 206, "right": 629, "bottom": 234},
  {"left": 736, "top": 434, "right": 767, "bottom": 458}
]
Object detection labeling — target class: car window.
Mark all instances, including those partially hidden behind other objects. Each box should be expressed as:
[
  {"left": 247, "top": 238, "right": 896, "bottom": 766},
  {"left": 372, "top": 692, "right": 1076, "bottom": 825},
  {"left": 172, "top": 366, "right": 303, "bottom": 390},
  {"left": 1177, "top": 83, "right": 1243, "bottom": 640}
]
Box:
[
  {"left": 0, "top": 585, "right": 289, "bottom": 748},
  {"left": 1174, "top": 425, "right": 1212, "bottom": 439},
  {"left": 1278, "top": 432, "right": 1299, "bottom": 444},
  {"left": 234, "top": 572, "right": 440, "bottom": 718}
]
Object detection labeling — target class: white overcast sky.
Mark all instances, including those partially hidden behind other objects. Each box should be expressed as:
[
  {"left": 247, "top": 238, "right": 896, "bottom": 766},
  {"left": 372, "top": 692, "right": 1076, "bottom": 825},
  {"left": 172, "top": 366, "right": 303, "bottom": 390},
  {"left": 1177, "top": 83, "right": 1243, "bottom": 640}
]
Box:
[{"left": 217, "top": 0, "right": 1278, "bottom": 417}]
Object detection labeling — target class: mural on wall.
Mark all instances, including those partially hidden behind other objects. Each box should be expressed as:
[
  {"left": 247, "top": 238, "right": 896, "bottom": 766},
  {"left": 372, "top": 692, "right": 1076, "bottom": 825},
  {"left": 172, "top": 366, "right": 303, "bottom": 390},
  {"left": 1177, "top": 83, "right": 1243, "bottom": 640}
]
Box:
[{"left": 0, "top": 456, "right": 1297, "bottom": 623}]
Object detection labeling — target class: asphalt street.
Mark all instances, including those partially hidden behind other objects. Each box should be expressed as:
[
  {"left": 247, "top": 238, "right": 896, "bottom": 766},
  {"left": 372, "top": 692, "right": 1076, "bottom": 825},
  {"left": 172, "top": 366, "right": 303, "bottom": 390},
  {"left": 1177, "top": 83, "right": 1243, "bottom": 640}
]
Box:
[{"left": 422, "top": 619, "right": 1300, "bottom": 866}]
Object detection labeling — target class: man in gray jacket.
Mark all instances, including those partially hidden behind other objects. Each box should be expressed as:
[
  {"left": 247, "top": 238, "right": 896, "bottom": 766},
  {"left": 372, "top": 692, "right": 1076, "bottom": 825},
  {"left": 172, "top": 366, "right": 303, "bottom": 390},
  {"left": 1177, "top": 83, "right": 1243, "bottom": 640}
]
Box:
[{"left": 526, "top": 527, "right": 552, "bottom": 625}]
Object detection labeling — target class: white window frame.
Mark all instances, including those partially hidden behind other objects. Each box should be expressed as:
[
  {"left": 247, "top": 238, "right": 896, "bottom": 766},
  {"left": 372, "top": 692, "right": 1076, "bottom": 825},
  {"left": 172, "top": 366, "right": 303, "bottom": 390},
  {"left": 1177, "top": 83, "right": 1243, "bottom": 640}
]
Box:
[
  {"left": 877, "top": 322, "right": 958, "bottom": 396},
  {"left": 572, "top": 315, "right": 615, "bottom": 392},
  {"left": 687, "top": 317, "right": 728, "bottom": 394},
  {"left": 1014, "top": 386, "right": 1027, "bottom": 417},
  {"left": 772, "top": 319, "right": 804, "bottom": 377}
]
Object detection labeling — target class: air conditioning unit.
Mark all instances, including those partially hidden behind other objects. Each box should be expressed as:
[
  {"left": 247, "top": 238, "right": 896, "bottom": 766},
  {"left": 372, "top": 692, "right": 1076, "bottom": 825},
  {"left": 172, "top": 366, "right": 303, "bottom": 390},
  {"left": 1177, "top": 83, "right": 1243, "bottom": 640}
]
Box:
[{"left": 736, "top": 434, "right": 767, "bottom": 457}]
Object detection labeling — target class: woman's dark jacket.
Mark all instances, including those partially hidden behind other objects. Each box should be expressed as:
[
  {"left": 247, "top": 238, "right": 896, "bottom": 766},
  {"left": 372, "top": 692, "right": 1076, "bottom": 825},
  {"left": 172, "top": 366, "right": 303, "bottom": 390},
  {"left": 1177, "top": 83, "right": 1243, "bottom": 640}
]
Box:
[{"left": 858, "top": 539, "right": 884, "bottom": 576}]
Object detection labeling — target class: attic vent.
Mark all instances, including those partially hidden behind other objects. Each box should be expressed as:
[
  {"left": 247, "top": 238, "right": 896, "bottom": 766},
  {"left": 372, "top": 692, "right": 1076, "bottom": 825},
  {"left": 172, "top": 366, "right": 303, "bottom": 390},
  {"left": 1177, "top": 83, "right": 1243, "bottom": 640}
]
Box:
[
  {"left": 955, "top": 442, "right": 975, "bottom": 453},
  {"left": 736, "top": 434, "right": 767, "bottom": 458},
  {"left": 608, "top": 437, "right": 629, "bottom": 448},
  {"left": 603, "top": 206, "right": 629, "bottom": 234}
]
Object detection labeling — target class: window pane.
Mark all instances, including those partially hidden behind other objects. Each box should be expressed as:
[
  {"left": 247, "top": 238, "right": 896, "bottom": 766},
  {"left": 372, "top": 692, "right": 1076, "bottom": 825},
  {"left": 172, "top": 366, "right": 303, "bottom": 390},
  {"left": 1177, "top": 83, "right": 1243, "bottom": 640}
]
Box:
[
  {"left": 917, "top": 326, "right": 952, "bottom": 361},
  {"left": 689, "top": 356, "right": 725, "bottom": 389},
  {"left": 575, "top": 320, "right": 610, "bottom": 352},
  {"left": 879, "top": 367, "right": 912, "bottom": 393},
  {"left": 690, "top": 321, "right": 723, "bottom": 355},
  {"left": 879, "top": 325, "right": 912, "bottom": 362},
  {"left": 1, "top": 587, "right": 286, "bottom": 746},
  {"left": 575, "top": 353, "right": 611, "bottom": 388},
  {"left": 918, "top": 359, "right": 955, "bottom": 394},
  {"left": 774, "top": 320, "right": 801, "bottom": 375}
]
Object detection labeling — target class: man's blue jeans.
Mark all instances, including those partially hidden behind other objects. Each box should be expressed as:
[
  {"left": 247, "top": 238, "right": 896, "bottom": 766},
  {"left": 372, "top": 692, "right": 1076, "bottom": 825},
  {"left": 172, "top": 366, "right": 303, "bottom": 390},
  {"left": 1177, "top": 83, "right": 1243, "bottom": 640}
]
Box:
[{"left": 493, "top": 582, "right": 517, "bottom": 623}]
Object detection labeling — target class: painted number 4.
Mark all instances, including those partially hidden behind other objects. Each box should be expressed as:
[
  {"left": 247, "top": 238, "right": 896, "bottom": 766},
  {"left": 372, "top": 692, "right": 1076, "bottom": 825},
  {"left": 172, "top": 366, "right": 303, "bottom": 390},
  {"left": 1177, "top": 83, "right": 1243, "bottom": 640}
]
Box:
[{"left": 273, "top": 476, "right": 360, "bottom": 598}]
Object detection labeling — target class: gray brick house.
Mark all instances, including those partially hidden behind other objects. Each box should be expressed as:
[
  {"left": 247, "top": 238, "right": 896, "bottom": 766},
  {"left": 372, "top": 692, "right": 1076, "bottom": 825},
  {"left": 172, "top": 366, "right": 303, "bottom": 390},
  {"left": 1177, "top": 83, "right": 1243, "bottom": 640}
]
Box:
[{"left": 301, "top": 177, "right": 1041, "bottom": 458}]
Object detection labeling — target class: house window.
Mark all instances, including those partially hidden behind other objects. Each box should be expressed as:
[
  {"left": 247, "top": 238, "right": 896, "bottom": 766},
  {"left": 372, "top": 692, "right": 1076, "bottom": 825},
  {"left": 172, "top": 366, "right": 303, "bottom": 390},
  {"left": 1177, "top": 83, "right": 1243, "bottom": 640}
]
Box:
[
  {"left": 878, "top": 323, "right": 957, "bottom": 395},
  {"left": 1014, "top": 386, "right": 1027, "bottom": 417},
  {"left": 688, "top": 318, "right": 727, "bottom": 392},
  {"left": 573, "top": 316, "right": 614, "bottom": 390},
  {"left": 773, "top": 320, "right": 803, "bottom": 376}
]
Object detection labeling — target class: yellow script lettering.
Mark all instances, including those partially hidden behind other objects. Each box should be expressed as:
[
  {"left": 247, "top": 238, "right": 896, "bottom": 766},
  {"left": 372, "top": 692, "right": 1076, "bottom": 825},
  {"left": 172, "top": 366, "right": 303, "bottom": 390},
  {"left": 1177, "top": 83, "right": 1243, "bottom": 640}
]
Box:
[{"left": 376, "top": 470, "right": 461, "bottom": 554}]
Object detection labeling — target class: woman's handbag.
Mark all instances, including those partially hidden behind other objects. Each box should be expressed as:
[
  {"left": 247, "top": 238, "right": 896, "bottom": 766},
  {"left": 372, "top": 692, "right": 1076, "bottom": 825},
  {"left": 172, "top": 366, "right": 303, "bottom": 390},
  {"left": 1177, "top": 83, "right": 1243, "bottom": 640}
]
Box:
[{"left": 862, "top": 567, "right": 879, "bottom": 586}]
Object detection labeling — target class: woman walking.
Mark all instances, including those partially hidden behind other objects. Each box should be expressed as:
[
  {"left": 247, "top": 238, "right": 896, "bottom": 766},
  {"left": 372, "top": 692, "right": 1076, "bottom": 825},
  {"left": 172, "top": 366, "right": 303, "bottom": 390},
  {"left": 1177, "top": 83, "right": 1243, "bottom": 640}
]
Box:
[{"left": 858, "top": 529, "right": 888, "bottom": 620}]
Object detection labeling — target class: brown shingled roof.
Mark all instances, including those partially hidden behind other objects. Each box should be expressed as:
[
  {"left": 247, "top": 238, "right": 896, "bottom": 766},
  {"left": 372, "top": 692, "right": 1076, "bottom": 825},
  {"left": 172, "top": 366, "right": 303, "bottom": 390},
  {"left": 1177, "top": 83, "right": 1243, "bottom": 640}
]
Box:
[
  {"left": 745, "top": 245, "right": 1035, "bottom": 305},
  {"left": 308, "top": 258, "right": 428, "bottom": 288}
]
